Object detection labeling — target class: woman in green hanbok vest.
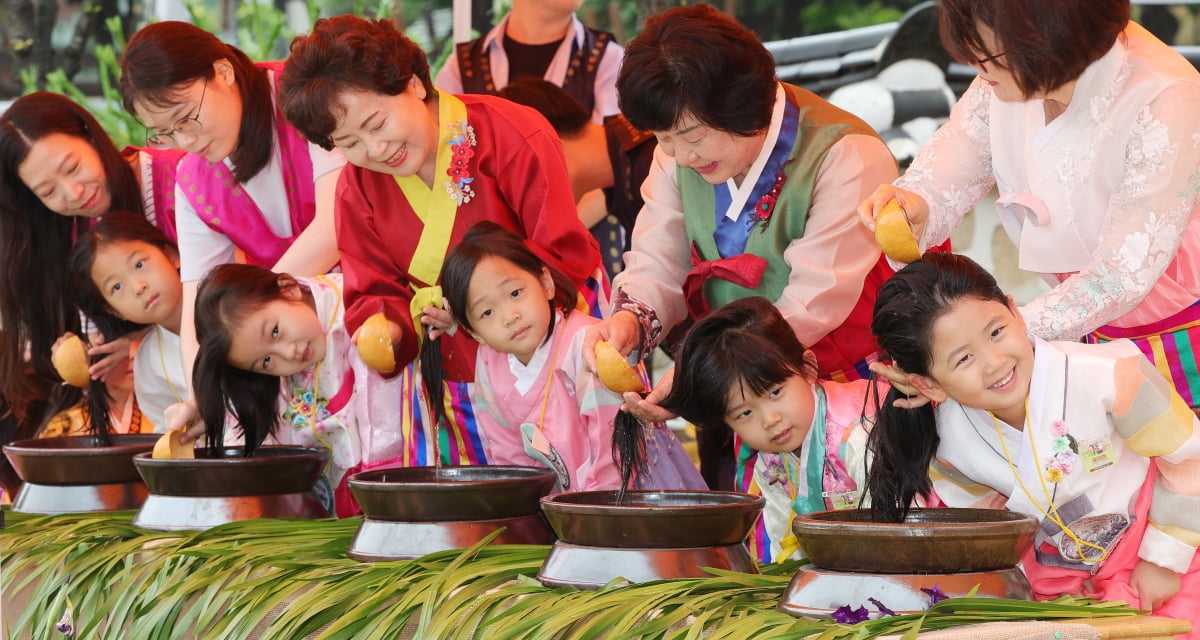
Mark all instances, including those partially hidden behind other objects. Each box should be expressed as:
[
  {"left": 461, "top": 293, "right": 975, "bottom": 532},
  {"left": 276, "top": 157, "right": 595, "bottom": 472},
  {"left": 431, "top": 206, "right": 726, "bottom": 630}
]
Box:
[{"left": 581, "top": 4, "right": 901, "bottom": 493}]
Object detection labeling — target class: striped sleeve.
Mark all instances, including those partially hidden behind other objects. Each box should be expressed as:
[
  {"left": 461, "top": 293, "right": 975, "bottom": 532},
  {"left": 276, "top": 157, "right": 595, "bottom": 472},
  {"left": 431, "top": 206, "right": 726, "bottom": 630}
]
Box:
[
  {"left": 929, "top": 457, "right": 1009, "bottom": 510},
  {"left": 1112, "top": 353, "right": 1200, "bottom": 573}
]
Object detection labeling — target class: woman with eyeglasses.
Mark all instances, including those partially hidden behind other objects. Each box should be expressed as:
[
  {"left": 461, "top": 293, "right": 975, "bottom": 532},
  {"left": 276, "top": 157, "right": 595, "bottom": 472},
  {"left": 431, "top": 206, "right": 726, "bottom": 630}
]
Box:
[
  {"left": 118, "top": 20, "right": 346, "bottom": 389},
  {"left": 858, "top": 0, "right": 1200, "bottom": 411}
]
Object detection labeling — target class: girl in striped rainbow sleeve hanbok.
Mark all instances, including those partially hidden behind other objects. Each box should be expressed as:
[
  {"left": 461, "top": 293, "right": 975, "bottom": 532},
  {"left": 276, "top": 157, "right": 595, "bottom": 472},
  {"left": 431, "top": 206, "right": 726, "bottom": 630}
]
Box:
[{"left": 867, "top": 253, "right": 1200, "bottom": 636}]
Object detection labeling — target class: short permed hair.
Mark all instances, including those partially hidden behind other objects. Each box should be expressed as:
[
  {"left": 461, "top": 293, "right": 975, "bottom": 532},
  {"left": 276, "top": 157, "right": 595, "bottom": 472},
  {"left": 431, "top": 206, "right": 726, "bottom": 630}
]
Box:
[
  {"left": 617, "top": 3, "right": 777, "bottom": 137},
  {"left": 280, "top": 15, "right": 434, "bottom": 150}
]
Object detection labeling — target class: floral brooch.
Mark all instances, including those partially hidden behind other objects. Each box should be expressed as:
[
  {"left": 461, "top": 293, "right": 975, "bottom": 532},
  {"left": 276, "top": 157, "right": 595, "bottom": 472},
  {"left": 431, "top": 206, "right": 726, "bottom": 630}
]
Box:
[
  {"left": 445, "top": 119, "right": 477, "bottom": 205},
  {"left": 749, "top": 159, "right": 793, "bottom": 233},
  {"left": 1044, "top": 420, "right": 1079, "bottom": 483}
]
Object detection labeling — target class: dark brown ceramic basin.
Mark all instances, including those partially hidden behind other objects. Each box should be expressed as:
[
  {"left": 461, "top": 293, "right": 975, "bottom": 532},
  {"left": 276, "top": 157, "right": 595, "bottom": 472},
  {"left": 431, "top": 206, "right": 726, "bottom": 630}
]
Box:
[
  {"left": 541, "top": 490, "right": 764, "bottom": 549},
  {"left": 348, "top": 466, "right": 557, "bottom": 522},
  {"left": 133, "top": 446, "right": 327, "bottom": 497},
  {"left": 4, "top": 434, "right": 160, "bottom": 485},
  {"left": 792, "top": 508, "right": 1038, "bottom": 573}
]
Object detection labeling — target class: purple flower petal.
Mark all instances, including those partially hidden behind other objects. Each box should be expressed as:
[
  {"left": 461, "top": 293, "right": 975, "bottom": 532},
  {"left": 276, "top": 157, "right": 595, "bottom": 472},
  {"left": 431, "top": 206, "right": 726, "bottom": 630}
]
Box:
[
  {"left": 868, "top": 597, "right": 897, "bottom": 617},
  {"left": 921, "top": 583, "right": 948, "bottom": 605},
  {"left": 832, "top": 604, "right": 871, "bottom": 623}
]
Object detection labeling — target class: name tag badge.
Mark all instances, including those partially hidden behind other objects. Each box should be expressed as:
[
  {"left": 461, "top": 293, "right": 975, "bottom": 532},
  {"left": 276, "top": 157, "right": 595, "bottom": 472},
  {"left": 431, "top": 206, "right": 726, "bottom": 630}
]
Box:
[
  {"left": 825, "top": 490, "right": 859, "bottom": 510},
  {"left": 1081, "top": 436, "right": 1117, "bottom": 474}
]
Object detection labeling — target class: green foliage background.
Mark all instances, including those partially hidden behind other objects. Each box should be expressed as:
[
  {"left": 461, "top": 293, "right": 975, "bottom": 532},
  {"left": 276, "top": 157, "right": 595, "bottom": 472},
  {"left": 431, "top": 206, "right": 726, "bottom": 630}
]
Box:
[{"left": 7, "top": 0, "right": 933, "bottom": 148}]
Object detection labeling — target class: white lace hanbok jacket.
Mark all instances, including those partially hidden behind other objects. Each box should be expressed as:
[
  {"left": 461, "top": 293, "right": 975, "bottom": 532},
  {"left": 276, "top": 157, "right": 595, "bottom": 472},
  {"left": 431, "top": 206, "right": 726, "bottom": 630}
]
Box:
[{"left": 897, "top": 22, "right": 1200, "bottom": 340}]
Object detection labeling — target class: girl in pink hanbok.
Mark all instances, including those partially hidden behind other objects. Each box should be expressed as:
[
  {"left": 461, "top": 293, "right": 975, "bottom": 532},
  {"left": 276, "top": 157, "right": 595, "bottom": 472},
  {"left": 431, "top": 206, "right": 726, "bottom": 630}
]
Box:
[
  {"left": 659, "top": 296, "right": 882, "bottom": 564},
  {"left": 428, "top": 222, "right": 703, "bottom": 493},
  {"left": 180, "top": 264, "right": 412, "bottom": 517}
]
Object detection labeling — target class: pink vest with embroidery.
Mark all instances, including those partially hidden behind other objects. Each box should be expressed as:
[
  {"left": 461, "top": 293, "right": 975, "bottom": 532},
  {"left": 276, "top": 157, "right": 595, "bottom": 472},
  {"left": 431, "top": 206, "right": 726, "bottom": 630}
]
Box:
[
  {"left": 144, "top": 147, "right": 183, "bottom": 243},
  {"left": 175, "top": 61, "right": 316, "bottom": 268}
]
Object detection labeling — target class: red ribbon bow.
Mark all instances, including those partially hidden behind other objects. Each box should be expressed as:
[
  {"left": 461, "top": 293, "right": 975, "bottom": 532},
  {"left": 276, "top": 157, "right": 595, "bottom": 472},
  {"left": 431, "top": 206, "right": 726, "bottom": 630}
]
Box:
[{"left": 682, "top": 243, "right": 768, "bottom": 318}]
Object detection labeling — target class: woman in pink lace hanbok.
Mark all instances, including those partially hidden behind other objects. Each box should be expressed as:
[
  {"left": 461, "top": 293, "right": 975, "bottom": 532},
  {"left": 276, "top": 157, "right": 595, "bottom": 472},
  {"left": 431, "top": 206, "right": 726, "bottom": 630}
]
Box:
[{"left": 859, "top": 0, "right": 1200, "bottom": 409}]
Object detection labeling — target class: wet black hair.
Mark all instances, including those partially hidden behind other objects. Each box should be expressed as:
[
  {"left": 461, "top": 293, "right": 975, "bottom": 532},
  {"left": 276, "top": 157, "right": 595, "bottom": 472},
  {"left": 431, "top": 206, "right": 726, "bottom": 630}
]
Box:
[
  {"left": 193, "top": 263, "right": 315, "bottom": 455},
  {"left": 866, "top": 252, "right": 1009, "bottom": 522}
]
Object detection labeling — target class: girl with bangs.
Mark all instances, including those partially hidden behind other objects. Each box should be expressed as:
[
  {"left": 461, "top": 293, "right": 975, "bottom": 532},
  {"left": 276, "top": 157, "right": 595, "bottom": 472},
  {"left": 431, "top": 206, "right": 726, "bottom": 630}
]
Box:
[
  {"left": 67, "top": 210, "right": 187, "bottom": 434},
  {"left": 179, "top": 263, "right": 411, "bottom": 518},
  {"left": 659, "top": 296, "right": 885, "bottom": 563},
  {"left": 426, "top": 222, "right": 701, "bottom": 493},
  {"left": 867, "top": 253, "right": 1200, "bottom": 632}
]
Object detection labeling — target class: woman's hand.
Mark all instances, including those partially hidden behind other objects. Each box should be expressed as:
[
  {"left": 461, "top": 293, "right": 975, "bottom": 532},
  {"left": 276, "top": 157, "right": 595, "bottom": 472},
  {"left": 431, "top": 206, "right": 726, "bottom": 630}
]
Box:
[
  {"left": 857, "top": 184, "right": 930, "bottom": 236},
  {"left": 582, "top": 311, "right": 641, "bottom": 374},
  {"left": 1130, "top": 560, "right": 1181, "bottom": 611},
  {"left": 87, "top": 333, "right": 134, "bottom": 383},
  {"left": 165, "top": 401, "right": 206, "bottom": 444},
  {"left": 620, "top": 365, "right": 679, "bottom": 423},
  {"left": 868, "top": 361, "right": 932, "bottom": 409}
]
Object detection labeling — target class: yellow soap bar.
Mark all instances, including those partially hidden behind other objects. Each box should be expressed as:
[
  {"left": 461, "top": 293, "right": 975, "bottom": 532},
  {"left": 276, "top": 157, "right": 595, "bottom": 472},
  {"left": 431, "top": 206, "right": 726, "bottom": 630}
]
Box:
[
  {"left": 52, "top": 334, "right": 91, "bottom": 388},
  {"left": 357, "top": 312, "right": 396, "bottom": 372},
  {"left": 595, "top": 340, "right": 646, "bottom": 394},
  {"left": 875, "top": 199, "right": 922, "bottom": 263}
]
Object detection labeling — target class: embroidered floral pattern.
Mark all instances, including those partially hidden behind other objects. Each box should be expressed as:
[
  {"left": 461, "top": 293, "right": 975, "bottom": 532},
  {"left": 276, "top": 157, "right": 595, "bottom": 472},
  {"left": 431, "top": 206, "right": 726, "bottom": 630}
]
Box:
[
  {"left": 1043, "top": 420, "right": 1079, "bottom": 483},
  {"left": 285, "top": 373, "right": 330, "bottom": 428},
  {"left": 899, "top": 68, "right": 1200, "bottom": 341},
  {"left": 762, "top": 453, "right": 790, "bottom": 487},
  {"left": 444, "top": 119, "right": 477, "bottom": 205},
  {"left": 749, "top": 160, "right": 793, "bottom": 233},
  {"left": 611, "top": 288, "right": 663, "bottom": 351}
]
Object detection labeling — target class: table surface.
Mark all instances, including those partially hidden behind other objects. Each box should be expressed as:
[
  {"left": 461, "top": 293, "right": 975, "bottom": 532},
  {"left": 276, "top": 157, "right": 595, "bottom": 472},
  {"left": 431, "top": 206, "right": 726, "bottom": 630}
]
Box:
[
  {"left": 1, "top": 508, "right": 1192, "bottom": 640},
  {"left": 1082, "top": 615, "right": 1190, "bottom": 639}
]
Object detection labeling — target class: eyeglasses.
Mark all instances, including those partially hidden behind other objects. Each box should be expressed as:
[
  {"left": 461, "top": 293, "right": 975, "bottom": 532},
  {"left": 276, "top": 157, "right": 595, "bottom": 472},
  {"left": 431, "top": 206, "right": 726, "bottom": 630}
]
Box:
[
  {"left": 974, "top": 51, "right": 1005, "bottom": 73},
  {"left": 145, "top": 78, "right": 207, "bottom": 149}
]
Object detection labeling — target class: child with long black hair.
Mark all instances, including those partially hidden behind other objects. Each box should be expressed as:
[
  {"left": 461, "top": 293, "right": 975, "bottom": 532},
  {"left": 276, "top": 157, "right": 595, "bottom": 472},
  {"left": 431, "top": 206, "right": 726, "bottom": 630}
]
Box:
[
  {"left": 425, "top": 221, "right": 702, "bottom": 493},
  {"left": 659, "top": 296, "right": 882, "bottom": 563},
  {"left": 67, "top": 210, "right": 188, "bottom": 433},
  {"left": 174, "top": 264, "right": 412, "bottom": 517},
  {"left": 867, "top": 252, "right": 1200, "bottom": 631},
  {"left": 46, "top": 210, "right": 182, "bottom": 441}
]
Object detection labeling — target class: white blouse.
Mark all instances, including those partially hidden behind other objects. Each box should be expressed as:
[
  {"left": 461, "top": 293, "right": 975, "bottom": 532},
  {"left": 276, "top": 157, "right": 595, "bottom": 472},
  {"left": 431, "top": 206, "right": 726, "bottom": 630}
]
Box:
[{"left": 898, "top": 22, "right": 1200, "bottom": 338}]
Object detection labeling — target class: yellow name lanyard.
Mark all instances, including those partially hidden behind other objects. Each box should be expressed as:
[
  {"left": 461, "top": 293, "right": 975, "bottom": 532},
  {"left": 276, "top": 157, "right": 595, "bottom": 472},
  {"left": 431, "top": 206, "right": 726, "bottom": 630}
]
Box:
[{"left": 990, "top": 399, "right": 1108, "bottom": 564}]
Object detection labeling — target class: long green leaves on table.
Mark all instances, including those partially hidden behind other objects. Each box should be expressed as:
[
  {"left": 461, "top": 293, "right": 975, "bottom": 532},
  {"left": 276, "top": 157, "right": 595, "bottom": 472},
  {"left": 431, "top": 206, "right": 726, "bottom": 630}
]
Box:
[{"left": 1, "top": 509, "right": 1142, "bottom": 639}]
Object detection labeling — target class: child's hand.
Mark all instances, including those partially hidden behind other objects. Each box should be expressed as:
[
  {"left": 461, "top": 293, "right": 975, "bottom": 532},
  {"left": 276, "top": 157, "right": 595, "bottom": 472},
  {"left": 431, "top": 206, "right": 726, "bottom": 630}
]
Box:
[
  {"left": 87, "top": 333, "right": 134, "bottom": 383},
  {"left": 1130, "top": 559, "right": 1181, "bottom": 611},
  {"left": 164, "top": 401, "right": 206, "bottom": 444},
  {"left": 420, "top": 304, "right": 456, "bottom": 341},
  {"left": 582, "top": 311, "right": 641, "bottom": 375},
  {"left": 621, "top": 368, "right": 678, "bottom": 423},
  {"left": 868, "top": 361, "right": 932, "bottom": 409}
]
